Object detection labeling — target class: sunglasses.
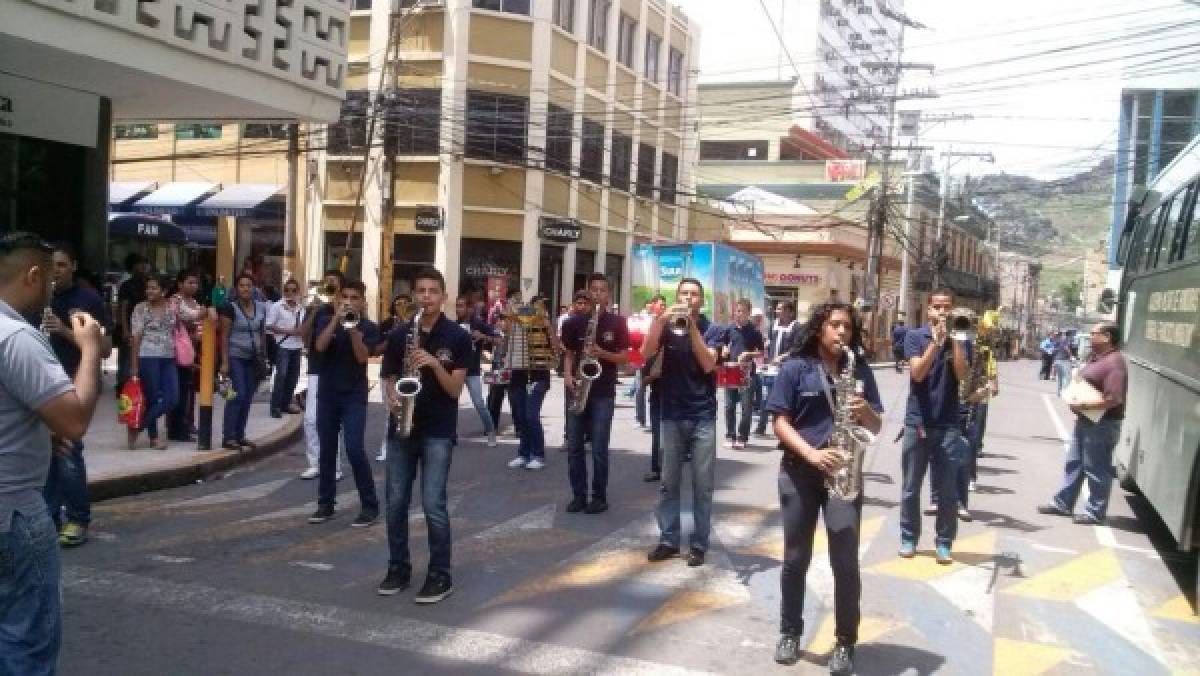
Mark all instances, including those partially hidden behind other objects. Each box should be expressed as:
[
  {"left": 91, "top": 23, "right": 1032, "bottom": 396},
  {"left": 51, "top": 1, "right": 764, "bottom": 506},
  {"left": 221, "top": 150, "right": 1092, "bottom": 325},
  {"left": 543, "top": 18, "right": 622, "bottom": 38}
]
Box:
[{"left": 0, "top": 232, "right": 53, "bottom": 255}]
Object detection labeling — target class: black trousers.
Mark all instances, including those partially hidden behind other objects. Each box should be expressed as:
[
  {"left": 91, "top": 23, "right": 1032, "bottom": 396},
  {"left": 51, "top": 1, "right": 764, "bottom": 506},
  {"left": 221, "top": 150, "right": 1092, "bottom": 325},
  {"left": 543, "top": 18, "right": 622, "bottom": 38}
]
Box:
[
  {"left": 778, "top": 456, "right": 861, "bottom": 643},
  {"left": 1039, "top": 353, "right": 1054, "bottom": 379},
  {"left": 487, "top": 383, "right": 523, "bottom": 437}
]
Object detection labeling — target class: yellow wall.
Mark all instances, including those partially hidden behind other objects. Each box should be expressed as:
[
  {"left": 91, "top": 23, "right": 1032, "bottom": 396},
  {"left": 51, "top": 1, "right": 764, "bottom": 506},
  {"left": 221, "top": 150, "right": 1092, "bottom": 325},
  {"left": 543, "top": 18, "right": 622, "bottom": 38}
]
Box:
[
  {"left": 469, "top": 15, "right": 532, "bottom": 62},
  {"left": 578, "top": 224, "right": 600, "bottom": 250},
  {"left": 467, "top": 62, "right": 531, "bottom": 95},
  {"left": 585, "top": 51, "right": 608, "bottom": 90},
  {"left": 398, "top": 13, "right": 444, "bottom": 53},
  {"left": 462, "top": 210, "right": 523, "bottom": 240},
  {"left": 606, "top": 229, "right": 626, "bottom": 255},
  {"left": 614, "top": 68, "right": 636, "bottom": 103},
  {"left": 325, "top": 162, "right": 364, "bottom": 201},
  {"left": 656, "top": 206, "right": 675, "bottom": 237},
  {"left": 544, "top": 175, "right": 571, "bottom": 216},
  {"left": 608, "top": 193, "right": 629, "bottom": 229},
  {"left": 577, "top": 187, "right": 602, "bottom": 224},
  {"left": 463, "top": 165, "right": 526, "bottom": 210},
  {"left": 635, "top": 201, "right": 653, "bottom": 234},
  {"left": 324, "top": 205, "right": 362, "bottom": 232},
  {"left": 551, "top": 32, "right": 577, "bottom": 78},
  {"left": 397, "top": 60, "right": 444, "bottom": 89},
  {"left": 348, "top": 16, "right": 370, "bottom": 56},
  {"left": 394, "top": 162, "right": 440, "bottom": 204}
]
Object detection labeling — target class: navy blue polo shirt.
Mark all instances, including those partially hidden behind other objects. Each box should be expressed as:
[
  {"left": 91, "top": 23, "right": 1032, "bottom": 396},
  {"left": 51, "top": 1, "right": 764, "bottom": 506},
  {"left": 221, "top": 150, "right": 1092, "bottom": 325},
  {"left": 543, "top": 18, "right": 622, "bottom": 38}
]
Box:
[
  {"left": 314, "top": 314, "right": 380, "bottom": 401},
  {"left": 49, "top": 283, "right": 110, "bottom": 377},
  {"left": 561, "top": 311, "right": 630, "bottom": 399},
  {"left": 381, "top": 314, "right": 472, "bottom": 439},
  {"left": 903, "top": 326, "right": 971, "bottom": 428},
  {"left": 306, "top": 305, "right": 335, "bottom": 375},
  {"left": 765, "top": 355, "right": 883, "bottom": 454},
  {"left": 457, "top": 316, "right": 498, "bottom": 377},
  {"left": 719, "top": 321, "right": 765, "bottom": 367},
  {"left": 659, "top": 316, "right": 724, "bottom": 421}
]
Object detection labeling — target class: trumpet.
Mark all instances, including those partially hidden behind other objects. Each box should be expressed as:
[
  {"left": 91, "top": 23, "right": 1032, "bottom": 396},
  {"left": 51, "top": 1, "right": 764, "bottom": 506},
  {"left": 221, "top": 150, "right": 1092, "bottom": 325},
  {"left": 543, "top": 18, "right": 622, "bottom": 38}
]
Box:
[
  {"left": 667, "top": 304, "right": 691, "bottom": 336},
  {"left": 340, "top": 304, "right": 360, "bottom": 330},
  {"left": 316, "top": 282, "right": 337, "bottom": 305},
  {"left": 948, "top": 307, "right": 977, "bottom": 343}
]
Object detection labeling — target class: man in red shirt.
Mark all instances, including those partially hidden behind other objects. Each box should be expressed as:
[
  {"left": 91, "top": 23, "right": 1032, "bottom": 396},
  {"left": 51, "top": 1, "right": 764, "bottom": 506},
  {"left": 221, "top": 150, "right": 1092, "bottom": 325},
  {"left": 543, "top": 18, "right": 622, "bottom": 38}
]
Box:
[{"left": 1038, "top": 322, "right": 1127, "bottom": 525}]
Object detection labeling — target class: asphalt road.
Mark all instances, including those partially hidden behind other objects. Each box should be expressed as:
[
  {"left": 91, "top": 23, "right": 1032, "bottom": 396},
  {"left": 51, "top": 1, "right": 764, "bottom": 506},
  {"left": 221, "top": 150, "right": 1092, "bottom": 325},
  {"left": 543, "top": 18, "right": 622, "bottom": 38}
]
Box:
[{"left": 59, "top": 361, "right": 1199, "bottom": 675}]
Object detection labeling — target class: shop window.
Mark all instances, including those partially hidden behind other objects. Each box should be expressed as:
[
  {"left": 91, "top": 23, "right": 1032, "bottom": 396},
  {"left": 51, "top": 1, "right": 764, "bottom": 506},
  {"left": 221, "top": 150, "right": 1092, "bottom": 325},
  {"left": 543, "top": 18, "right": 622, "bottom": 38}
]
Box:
[
  {"left": 465, "top": 90, "right": 528, "bottom": 162},
  {"left": 114, "top": 124, "right": 159, "bottom": 140},
  {"left": 392, "top": 233, "right": 436, "bottom": 298},
  {"left": 580, "top": 118, "right": 605, "bottom": 183},
  {"left": 545, "top": 104, "right": 574, "bottom": 173},
  {"left": 574, "top": 249, "right": 596, "bottom": 294},
  {"left": 386, "top": 88, "right": 441, "bottom": 155},
  {"left": 636, "top": 143, "right": 656, "bottom": 199},
  {"left": 473, "top": 0, "right": 530, "bottom": 14},
  {"left": 609, "top": 131, "right": 632, "bottom": 192},
  {"left": 605, "top": 253, "right": 624, "bottom": 308},
  {"left": 459, "top": 237, "right": 522, "bottom": 297},
  {"left": 587, "top": 0, "right": 610, "bottom": 52},
  {"left": 659, "top": 152, "right": 678, "bottom": 204},
  {"left": 324, "top": 232, "right": 363, "bottom": 280},
  {"left": 327, "top": 90, "right": 369, "bottom": 155},
  {"left": 553, "top": 0, "right": 575, "bottom": 32},
  {"left": 243, "top": 123, "right": 290, "bottom": 140},
  {"left": 175, "top": 123, "right": 223, "bottom": 140}
]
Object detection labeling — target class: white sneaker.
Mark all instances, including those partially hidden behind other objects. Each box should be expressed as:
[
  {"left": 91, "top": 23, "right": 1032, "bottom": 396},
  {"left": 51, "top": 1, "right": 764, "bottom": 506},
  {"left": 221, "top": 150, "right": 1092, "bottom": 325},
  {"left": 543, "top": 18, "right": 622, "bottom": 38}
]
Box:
[
  {"left": 526, "top": 458, "right": 545, "bottom": 470},
  {"left": 507, "top": 457, "right": 527, "bottom": 469},
  {"left": 299, "top": 467, "right": 319, "bottom": 480},
  {"left": 487, "top": 432, "right": 497, "bottom": 448},
  {"left": 967, "top": 480, "right": 977, "bottom": 493},
  {"left": 335, "top": 471, "right": 345, "bottom": 481}
]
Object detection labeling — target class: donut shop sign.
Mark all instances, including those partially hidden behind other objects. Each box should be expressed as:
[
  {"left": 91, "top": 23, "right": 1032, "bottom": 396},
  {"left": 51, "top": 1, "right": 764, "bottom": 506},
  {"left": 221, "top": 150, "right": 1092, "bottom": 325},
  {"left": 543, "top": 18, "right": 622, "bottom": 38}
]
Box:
[{"left": 766, "top": 272, "right": 821, "bottom": 285}]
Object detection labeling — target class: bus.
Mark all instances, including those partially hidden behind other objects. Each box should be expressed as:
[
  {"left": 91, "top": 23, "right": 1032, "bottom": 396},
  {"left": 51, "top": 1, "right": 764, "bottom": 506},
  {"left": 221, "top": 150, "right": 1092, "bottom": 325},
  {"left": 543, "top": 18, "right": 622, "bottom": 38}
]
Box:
[{"left": 1111, "top": 133, "right": 1200, "bottom": 599}]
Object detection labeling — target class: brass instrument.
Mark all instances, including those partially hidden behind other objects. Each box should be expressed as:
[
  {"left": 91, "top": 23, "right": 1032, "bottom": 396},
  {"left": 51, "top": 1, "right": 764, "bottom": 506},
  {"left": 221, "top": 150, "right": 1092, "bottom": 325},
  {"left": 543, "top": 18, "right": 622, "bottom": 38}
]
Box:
[
  {"left": 340, "top": 303, "right": 360, "bottom": 330},
  {"left": 484, "top": 300, "right": 515, "bottom": 386},
  {"left": 949, "top": 307, "right": 978, "bottom": 343},
  {"left": 392, "top": 308, "right": 424, "bottom": 439},
  {"left": 826, "top": 345, "right": 876, "bottom": 501},
  {"left": 40, "top": 281, "right": 56, "bottom": 337},
  {"left": 316, "top": 282, "right": 337, "bottom": 305},
  {"left": 567, "top": 303, "right": 601, "bottom": 415},
  {"left": 509, "top": 299, "right": 556, "bottom": 371},
  {"left": 961, "top": 310, "right": 998, "bottom": 428},
  {"left": 645, "top": 304, "right": 689, "bottom": 383}
]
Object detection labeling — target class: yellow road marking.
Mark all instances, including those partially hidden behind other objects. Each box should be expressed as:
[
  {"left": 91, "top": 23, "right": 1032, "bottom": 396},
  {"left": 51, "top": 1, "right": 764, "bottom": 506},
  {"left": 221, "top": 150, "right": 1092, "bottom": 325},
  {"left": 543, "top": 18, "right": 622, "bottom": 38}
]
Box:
[
  {"left": 490, "top": 549, "right": 647, "bottom": 605},
  {"left": 631, "top": 590, "right": 743, "bottom": 633},
  {"left": 1006, "top": 549, "right": 1122, "bottom": 602},
  {"left": 807, "top": 615, "right": 900, "bottom": 656},
  {"left": 868, "top": 531, "right": 995, "bottom": 581},
  {"left": 992, "top": 638, "right": 1072, "bottom": 676},
  {"left": 1153, "top": 595, "right": 1200, "bottom": 624}
]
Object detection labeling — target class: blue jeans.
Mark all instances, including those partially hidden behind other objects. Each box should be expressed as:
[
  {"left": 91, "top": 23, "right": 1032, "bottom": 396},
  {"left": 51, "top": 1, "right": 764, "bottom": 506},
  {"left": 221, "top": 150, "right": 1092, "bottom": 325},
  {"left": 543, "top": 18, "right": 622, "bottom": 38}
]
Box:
[
  {"left": 723, "top": 387, "right": 754, "bottom": 442},
  {"left": 901, "top": 425, "right": 965, "bottom": 548},
  {"left": 464, "top": 375, "right": 495, "bottom": 436},
  {"left": 42, "top": 441, "right": 89, "bottom": 528},
  {"left": 1054, "top": 359, "right": 1072, "bottom": 396},
  {"left": 167, "top": 364, "right": 195, "bottom": 440},
  {"left": 755, "top": 374, "right": 774, "bottom": 435},
  {"left": 386, "top": 436, "right": 453, "bottom": 575},
  {"left": 270, "top": 348, "right": 302, "bottom": 414},
  {"left": 656, "top": 418, "right": 717, "bottom": 551},
  {"left": 0, "top": 509, "right": 61, "bottom": 676},
  {"left": 316, "top": 396, "right": 378, "bottom": 512},
  {"left": 138, "top": 356, "right": 179, "bottom": 439},
  {"left": 221, "top": 356, "right": 255, "bottom": 443},
  {"left": 566, "top": 395, "right": 615, "bottom": 500},
  {"left": 1052, "top": 417, "right": 1121, "bottom": 520},
  {"left": 633, "top": 370, "right": 646, "bottom": 425},
  {"left": 649, "top": 387, "right": 662, "bottom": 473},
  {"left": 509, "top": 373, "right": 548, "bottom": 460}
]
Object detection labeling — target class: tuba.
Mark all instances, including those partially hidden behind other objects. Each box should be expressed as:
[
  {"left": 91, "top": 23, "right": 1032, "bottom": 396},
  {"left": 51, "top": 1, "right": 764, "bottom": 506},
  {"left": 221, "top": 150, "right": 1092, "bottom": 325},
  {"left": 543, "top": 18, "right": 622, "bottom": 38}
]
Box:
[
  {"left": 392, "top": 308, "right": 424, "bottom": 439},
  {"left": 567, "top": 303, "right": 602, "bottom": 415},
  {"left": 826, "top": 346, "right": 876, "bottom": 501}
]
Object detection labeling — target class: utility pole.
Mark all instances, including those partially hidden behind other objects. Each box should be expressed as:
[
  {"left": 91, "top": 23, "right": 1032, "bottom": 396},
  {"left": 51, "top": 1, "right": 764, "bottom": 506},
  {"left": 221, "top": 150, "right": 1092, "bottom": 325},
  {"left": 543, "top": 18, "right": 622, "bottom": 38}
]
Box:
[{"left": 933, "top": 149, "right": 993, "bottom": 288}]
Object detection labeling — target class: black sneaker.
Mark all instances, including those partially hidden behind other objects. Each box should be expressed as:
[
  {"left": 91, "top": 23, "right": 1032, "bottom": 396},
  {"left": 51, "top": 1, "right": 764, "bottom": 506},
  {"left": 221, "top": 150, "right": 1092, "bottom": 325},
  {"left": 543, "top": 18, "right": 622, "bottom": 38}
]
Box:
[
  {"left": 1037, "top": 503, "right": 1070, "bottom": 516},
  {"left": 647, "top": 544, "right": 680, "bottom": 562},
  {"left": 377, "top": 564, "right": 411, "bottom": 596},
  {"left": 686, "top": 547, "right": 705, "bottom": 567},
  {"left": 829, "top": 641, "right": 855, "bottom": 676},
  {"left": 643, "top": 471, "right": 661, "bottom": 482},
  {"left": 584, "top": 498, "right": 608, "bottom": 514},
  {"left": 774, "top": 633, "right": 801, "bottom": 665},
  {"left": 269, "top": 409, "right": 282, "bottom": 419},
  {"left": 308, "top": 505, "right": 334, "bottom": 524},
  {"left": 566, "top": 496, "right": 586, "bottom": 513},
  {"left": 414, "top": 573, "right": 454, "bottom": 604},
  {"left": 351, "top": 509, "right": 379, "bottom": 528}
]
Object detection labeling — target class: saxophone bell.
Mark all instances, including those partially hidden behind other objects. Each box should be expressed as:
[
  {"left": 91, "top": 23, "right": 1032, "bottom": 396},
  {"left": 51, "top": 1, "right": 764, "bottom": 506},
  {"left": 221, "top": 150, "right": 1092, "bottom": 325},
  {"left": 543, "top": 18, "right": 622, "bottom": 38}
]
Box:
[
  {"left": 578, "top": 356, "right": 602, "bottom": 380},
  {"left": 393, "top": 376, "right": 422, "bottom": 398}
]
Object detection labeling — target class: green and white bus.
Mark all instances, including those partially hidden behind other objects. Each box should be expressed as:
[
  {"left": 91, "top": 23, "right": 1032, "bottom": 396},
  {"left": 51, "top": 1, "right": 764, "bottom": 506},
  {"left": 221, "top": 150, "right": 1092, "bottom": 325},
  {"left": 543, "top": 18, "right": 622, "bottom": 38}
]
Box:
[{"left": 1112, "top": 134, "right": 1200, "bottom": 594}]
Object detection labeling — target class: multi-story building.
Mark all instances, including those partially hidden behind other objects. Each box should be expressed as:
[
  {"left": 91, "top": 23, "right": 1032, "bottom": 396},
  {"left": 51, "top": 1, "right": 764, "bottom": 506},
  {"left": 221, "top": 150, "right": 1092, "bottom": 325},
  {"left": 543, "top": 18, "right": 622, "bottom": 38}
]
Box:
[
  {"left": 2, "top": 0, "right": 349, "bottom": 277},
  {"left": 310, "top": 0, "right": 701, "bottom": 315}
]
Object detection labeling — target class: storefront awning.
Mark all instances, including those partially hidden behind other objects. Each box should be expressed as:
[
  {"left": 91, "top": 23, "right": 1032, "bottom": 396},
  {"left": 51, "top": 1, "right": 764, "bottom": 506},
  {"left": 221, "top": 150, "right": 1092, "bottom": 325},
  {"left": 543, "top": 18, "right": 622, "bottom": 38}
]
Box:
[
  {"left": 109, "top": 181, "right": 157, "bottom": 207},
  {"left": 131, "top": 182, "right": 220, "bottom": 215},
  {"left": 107, "top": 213, "right": 189, "bottom": 244},
  {"left": 195, "top": 183, "right": 283, "bottom": 216}
]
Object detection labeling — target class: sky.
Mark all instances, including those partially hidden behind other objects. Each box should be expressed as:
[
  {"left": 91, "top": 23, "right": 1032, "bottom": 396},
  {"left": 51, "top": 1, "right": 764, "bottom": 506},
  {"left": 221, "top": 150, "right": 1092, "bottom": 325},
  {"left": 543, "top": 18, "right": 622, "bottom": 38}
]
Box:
[{"left": 673, "top": 0, "right": 1200, "bottom": 179}]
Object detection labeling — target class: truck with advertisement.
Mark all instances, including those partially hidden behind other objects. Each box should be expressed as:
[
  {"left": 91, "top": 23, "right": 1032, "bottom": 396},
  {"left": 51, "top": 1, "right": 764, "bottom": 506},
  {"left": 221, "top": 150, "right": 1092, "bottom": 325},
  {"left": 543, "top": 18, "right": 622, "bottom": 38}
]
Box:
[{"left": 631, "top": 242, "right": 766, "bottom": 324}]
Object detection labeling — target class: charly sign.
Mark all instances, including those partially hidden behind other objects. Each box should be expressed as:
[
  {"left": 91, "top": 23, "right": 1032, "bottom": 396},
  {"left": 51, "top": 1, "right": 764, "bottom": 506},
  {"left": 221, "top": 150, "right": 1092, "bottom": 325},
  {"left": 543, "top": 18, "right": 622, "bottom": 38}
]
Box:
[
  {"left": 539, "top": 217, "right": 582, "bottom": 243},
  {"left": 415, "top": 206, "right": 443, "bottom": 232}
]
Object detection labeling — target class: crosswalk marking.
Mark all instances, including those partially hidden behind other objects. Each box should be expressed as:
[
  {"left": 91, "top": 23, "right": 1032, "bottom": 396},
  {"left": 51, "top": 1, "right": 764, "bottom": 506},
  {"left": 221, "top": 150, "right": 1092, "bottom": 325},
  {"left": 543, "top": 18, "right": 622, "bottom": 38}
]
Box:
[
  {"left": 471, "top": 504, "right": 557, "bottom": 542},
  {"left": 992, "top": 637, "right": 1072, "bottom": 676},
  {"left": 631, "top": 590, "right": 743, "bottom": 634},
  {"left": 1153, "top": 595, "right": 1200, "bottom": 624},
  {"left": 868, "top": 530, "right": 995, "bottom": 582},
  {"left": 806, "top": 615, "right": 900, "bottom": 657},
  {"left": 170, "top": 478, "right": 291, "bottom": 508},
  {"left": 1077, "top": 579, "right": 1166, "bottom": 666},
  {"left": 1006, "top": 549, "right": 1122, "bottom": 601}
]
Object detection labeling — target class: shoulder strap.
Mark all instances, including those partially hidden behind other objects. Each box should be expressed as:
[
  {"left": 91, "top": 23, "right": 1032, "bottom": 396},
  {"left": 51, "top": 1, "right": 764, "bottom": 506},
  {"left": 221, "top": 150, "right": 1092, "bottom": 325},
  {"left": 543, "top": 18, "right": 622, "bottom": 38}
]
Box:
[{"left": 815, "top": 363, "right": 837, "bottom": 413}]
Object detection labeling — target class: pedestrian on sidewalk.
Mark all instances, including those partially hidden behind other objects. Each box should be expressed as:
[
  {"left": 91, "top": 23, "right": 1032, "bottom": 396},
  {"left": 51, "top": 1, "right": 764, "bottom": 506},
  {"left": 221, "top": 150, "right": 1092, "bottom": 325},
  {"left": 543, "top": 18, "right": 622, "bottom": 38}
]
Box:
[
  {"left": 218, "top": 273, "right": 267, "bottom": 452},
  {"left": 1051, "top": 331, "right": 1075, "bottom": 397},
  {"left": 41, "top": 242, "right": 112, "bottom": 547},
  {"left": 898, "top": 288, "right": 971, "bottom": 565},
  {"left": 378, "top": 268, "right": 470, "bottom": 603},
  {"left": 766, "top": 302, "right": 882, "bottom": 672},
  {"left": 267, "top": 279, "right": 305, "bottom": 418},
  {"left": 129, "top": 275, "right": 180, "bottom": 450},
  {"left": 115, "top": 253, "right": 149, "bottom": 396},
  {"left": 645, "top": 277, "right": 722, "bottom": 567},
  {"left": 1039, "top": 322, "right": 1127, "bottom": 525},
  {"left": 456, "top": 294, "right": 499, "bottom": 448},
  {"left": 0, "top": 231, "right": 105, "bottom": 675},
  {"left": 308, "top": 280, "right": 380, "bottom": 527},
  {"left": 299, "top": 270, "right": 344, "bottom": 480},
  {"left": 167, "top": 269, "right": 208, "bottom": 442},
  {"left": 1038, "top": 332, "right": 1056, "bottom": 380}
]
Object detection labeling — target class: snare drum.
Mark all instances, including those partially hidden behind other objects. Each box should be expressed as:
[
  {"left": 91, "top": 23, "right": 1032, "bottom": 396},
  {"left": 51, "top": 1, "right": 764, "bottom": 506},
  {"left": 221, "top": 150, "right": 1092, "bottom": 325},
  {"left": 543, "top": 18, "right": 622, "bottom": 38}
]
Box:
[{"left": 716, "top": 361, "right": 747, "bottom": 389}]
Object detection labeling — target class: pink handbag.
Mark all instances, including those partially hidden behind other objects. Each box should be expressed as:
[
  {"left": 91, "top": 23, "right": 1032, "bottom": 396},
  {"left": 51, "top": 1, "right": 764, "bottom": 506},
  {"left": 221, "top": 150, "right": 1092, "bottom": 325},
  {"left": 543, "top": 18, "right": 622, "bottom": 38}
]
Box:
[{"left": 174, "top": 321, "right": 195, "bottom": 367}]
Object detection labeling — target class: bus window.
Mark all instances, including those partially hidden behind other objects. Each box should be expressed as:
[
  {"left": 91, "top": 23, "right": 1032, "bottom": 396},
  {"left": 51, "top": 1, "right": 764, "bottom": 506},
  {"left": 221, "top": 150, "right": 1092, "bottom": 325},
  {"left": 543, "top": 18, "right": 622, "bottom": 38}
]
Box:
[
  {"left": 1127, "top": 206, "right": 1160, "bottom": 272},
  {"left": 1183, "top": 192, "right": 1200, "bottom": 262},
  {"left": 1153, "top": 194, "right": 1186, "bottom": 268}
]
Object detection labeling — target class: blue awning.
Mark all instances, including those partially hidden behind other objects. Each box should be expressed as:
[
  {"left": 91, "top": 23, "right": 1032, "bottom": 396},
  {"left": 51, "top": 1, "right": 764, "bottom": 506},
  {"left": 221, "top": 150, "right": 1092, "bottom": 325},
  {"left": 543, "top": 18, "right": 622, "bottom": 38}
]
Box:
[
  {"left": 179, "top": 224, "right": 217, "bottom": 248},
  {"left": 109, "top": 181, "right": 157, "bottom": 207},
  {"left": 195, "top": 183, "right": 283, "bottom": 216},
  {"left": 107, "top": 213, "right": 188, "bottom": 244},
  {"left": 132, "top": 182, "right": 219, "bottom": 215}
]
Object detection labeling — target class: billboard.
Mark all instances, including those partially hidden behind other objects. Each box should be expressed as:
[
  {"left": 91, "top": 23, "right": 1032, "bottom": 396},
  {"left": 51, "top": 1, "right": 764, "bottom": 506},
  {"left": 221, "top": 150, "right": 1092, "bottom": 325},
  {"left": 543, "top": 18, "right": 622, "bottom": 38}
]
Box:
[
  {"left": 631, "top": 243, "right": 766, "bottom": 325},
  {"left": 825, "top": 159, "right": 866, "bottom": 183}
]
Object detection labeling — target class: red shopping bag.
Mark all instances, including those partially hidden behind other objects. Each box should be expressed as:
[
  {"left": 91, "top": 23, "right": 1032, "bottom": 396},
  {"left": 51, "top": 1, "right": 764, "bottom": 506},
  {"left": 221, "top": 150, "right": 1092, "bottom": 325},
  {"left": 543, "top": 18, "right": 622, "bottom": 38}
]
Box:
[{"left": 117, "top": 378, "right": 145, "bottom": 430}]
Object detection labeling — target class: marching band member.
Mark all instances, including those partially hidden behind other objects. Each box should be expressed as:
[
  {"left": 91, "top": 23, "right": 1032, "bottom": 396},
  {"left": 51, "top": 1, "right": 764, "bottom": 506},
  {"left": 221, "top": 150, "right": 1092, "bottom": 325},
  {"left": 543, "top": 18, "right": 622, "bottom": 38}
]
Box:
[
  {"left": 300, "top": 270, "right": 345, "bottom": 481},
  {"left": 645, "top": 278, "right": 723, "bottom": 567},
  {"left": 719, "top": 298, "right": 765, "bottom": 450},
  {"left": 561, "top": 273, "right": 629, "bottom": 514},
  {"left": 456, "top": 294, "right": 499, "bottom": 447},
  {"left": 900, "top": 289, "right": 970, "bottom": 564},
  {"left": 507, "top": 294, "right": 554, "bottom": 471},
  {"left": 641, "top": 294, "right": 668, "bottom": 482},
  {"left": 755, "top": 300, "right": 798, "bottom": 437},
  {"left": 766, "top": 303, "right": 882, "bottom": 671},
  {"left": 378, "top": 267, "right": 471, "bottom": 603}
]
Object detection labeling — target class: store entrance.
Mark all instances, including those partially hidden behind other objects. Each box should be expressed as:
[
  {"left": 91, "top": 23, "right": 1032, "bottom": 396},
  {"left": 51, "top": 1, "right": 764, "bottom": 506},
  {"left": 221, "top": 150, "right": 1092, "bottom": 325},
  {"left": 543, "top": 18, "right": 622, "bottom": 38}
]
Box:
[{"left": 538, "top": 243, "right": 563, "bottom": 309}]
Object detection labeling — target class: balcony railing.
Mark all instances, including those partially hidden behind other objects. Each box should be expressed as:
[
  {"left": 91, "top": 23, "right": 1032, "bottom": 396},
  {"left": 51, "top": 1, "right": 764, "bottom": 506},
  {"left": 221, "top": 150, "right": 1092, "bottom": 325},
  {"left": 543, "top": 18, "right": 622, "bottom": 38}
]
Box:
[{"left": 913, "top": 262, "right": 999, "bottom": 302}]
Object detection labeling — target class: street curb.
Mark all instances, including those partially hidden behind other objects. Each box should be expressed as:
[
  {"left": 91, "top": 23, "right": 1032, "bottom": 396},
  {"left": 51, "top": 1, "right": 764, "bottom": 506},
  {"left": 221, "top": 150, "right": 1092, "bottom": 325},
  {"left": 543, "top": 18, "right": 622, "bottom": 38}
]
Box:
[{"left": 89, "top": 402, "right": 305, "bottom": 503}]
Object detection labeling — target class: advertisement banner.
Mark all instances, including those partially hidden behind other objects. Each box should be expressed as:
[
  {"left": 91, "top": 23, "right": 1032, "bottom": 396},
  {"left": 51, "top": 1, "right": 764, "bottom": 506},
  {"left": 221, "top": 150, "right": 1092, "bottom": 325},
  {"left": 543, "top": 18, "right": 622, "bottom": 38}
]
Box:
[
  {"left": 825, "top": 159, "right": 866, "bottom": 183},
  {"left": 631, "top": 243, "right": 764, "bottom": 325}
]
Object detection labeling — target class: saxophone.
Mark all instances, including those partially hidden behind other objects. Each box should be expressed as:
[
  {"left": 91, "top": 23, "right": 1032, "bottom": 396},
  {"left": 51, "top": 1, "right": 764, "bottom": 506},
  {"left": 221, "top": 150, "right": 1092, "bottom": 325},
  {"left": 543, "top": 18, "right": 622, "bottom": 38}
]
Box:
[
  {"left": 826, "top": 346, "right": 876, "bottom": 501},
  {"left": 392, "top": 308, "right": 424, "bottom": 439},
  {"left": 567, "top": 304, "right": 602, "bottom": 415}
]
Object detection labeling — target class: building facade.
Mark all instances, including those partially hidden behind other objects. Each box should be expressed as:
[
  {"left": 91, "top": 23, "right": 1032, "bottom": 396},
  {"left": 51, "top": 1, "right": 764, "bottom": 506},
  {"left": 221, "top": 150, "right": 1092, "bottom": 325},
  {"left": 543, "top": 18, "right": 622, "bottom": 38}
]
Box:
[{"left": 311, "top": 0, "right": 700, "bottom": 316}]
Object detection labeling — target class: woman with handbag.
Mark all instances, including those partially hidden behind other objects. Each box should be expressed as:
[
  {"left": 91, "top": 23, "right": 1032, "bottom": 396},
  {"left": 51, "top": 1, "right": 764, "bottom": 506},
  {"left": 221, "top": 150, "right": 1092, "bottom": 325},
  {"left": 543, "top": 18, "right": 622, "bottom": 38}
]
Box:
[
  {"left": 219, "top": 273, "right": 268, "bottom": 452},
  {"left": 167, "top": 269, "right": 210, "bottom": 442},
  {"left": 128, "top": 275, "right": 179, "bottom": 450}
]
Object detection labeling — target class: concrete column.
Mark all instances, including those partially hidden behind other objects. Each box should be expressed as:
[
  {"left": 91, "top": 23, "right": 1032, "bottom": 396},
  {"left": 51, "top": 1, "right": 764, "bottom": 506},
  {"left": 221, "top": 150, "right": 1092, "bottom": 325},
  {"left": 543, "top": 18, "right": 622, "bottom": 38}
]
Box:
[
  {"left": 520, "top": 0, "right": 554, "bottom": 299},
  {"left": 436, "top": 0, "right": 471, "bottom": 312},
  {"left": 304, "top": 135, "right": 327, "bottom": 288},
  {"left": 358, "top": 0, "right": 393, "bottom": 319}
]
